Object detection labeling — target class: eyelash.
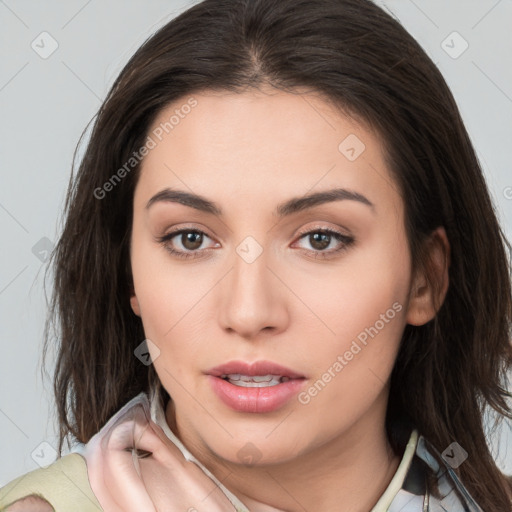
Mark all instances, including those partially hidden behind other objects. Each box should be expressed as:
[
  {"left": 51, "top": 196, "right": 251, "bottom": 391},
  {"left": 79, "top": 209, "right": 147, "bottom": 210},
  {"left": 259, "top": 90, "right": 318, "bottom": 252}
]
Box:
[{"left": 156, "top": 226, "right": 355, "bottom": 261}]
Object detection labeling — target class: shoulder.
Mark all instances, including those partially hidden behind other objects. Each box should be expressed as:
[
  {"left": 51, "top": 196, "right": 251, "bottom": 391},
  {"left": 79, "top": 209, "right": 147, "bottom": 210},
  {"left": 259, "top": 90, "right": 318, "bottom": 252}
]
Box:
[
  {"left": 0, "top": 453, "right": 102, "bottom": 512},
  {"left": 0, "top": 392, "right": 153, "bottom": 512}
]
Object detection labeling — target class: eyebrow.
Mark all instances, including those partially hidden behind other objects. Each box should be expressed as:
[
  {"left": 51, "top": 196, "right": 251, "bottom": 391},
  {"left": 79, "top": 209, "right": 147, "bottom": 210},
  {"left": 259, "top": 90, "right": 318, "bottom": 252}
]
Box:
[{"left": 145, "top": 187, "right": 375, "bottom": 217}]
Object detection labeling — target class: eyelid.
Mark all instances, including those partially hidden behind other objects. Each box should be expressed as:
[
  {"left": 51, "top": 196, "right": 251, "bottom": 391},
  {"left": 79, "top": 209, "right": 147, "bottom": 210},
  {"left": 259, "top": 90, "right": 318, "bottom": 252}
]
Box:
[
  {"left": 294, "top": 223, "right": 351, "bottom": 238},
  {"left": 157, "top": 222, "right": 350, "bottom": 243},
  {"left": 158, "top": 223, "right": 215, "bottom": 240}
]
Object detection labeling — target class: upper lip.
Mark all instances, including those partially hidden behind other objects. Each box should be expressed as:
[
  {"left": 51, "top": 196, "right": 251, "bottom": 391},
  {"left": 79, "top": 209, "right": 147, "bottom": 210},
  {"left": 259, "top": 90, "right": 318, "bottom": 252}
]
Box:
[{"left": 206, "top": 360, "right": 306, "bottom": 379}]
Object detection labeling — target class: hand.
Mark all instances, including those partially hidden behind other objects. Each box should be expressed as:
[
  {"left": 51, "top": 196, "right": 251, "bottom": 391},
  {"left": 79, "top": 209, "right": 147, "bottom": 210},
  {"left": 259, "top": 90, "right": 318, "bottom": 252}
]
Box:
[
  {"left": 5, "top": 495, "right": 54, "bottom": 512},
  {"left": 84, "top": 400, "right": 240, "bottom": 512}
]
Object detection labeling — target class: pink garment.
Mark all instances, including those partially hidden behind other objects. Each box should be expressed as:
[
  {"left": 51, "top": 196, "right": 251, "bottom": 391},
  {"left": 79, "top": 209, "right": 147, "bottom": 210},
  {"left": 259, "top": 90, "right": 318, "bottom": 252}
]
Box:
[{"left": 81, "top": 390, "right": 247, "bottom": 512}]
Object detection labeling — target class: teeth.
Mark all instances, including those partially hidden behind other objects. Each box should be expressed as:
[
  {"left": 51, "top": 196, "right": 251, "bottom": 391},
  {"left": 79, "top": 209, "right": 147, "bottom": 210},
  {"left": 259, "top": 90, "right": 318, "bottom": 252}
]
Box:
[
  {"left": 244, "top": 375, "right": 272, "bottom": 383},
  {"left": 221, "top": 374, "right": 288, "bottom": 387}
]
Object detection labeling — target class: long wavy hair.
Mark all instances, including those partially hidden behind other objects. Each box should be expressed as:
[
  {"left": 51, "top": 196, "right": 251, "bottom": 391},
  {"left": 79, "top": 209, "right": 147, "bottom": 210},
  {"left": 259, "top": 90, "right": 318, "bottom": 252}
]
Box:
[{"left": 42, "top": 0, "right": 512, "bottom": 508}]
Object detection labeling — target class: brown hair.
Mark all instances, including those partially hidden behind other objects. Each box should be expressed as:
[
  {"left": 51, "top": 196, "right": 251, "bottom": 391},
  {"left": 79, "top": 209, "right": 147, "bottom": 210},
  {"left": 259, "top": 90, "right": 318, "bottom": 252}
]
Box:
[{"left": 43, "top": 0, "right": 512, "bottom": 508}]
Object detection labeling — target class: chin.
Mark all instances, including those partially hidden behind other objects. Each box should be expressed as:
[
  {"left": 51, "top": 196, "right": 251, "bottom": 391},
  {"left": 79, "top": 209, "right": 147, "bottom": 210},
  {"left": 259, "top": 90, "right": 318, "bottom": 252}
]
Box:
[{"left": 208, "top": 437, "right": 305, "bottom": 467}]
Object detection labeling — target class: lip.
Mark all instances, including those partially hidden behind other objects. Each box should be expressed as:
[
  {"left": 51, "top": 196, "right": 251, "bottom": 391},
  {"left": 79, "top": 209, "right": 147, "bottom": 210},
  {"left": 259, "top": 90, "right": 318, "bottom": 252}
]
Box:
[
  {"left": 206, "top": 360, "right": 307, "bottom": 413},
  {"left": 206, "top": 360, "right": 306, "bottom": 379}
]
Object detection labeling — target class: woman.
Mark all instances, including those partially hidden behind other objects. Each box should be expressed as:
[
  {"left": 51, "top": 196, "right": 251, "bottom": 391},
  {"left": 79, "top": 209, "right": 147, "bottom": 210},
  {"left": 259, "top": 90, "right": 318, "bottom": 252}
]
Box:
[{"left": 1, "top": 0, "right": 511, "bottom": 510}]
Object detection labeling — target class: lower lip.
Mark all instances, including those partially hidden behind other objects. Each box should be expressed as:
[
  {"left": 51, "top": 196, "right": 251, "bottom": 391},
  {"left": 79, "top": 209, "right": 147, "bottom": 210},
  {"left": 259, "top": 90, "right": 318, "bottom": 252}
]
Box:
[{"left": 207, "top": 375, "right": 307, "bottom": 413}]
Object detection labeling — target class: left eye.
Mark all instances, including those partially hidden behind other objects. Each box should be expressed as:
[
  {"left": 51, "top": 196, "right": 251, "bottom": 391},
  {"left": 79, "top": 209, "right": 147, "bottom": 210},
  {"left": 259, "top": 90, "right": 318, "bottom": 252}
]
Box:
[{"left": 299, "top": 229, "right": 354, "bottom": 258}]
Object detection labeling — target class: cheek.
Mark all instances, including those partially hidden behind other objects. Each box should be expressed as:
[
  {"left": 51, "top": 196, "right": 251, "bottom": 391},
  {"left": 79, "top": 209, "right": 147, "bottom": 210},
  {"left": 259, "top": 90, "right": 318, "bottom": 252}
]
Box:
[
  {"left": 130, "top": 234, "right": 179, "bottom": 351},
  {"left": 131, "top": 230, "right": 193, "bottom": 331},
  {"left": 290, "top": 226, "right": 411, "bottom": 347},
  {"left": 292, "top": 228, "right": 410, "bottom": 404},
  {"left": 130, "top": 234, "right": 217, "bottom": 377}
]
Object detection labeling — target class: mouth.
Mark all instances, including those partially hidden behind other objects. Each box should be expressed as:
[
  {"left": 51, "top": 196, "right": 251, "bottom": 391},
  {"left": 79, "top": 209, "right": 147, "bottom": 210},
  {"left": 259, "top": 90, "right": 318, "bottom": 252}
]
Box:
[{"left": 206, "top": 360, "right": 307, "bottom": 412}]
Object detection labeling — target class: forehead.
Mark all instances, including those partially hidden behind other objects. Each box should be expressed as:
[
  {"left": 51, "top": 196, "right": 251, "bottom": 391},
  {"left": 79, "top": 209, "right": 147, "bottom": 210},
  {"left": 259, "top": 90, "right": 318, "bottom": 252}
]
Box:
[{"left": 136, "top": 88, "right": 401, "bottom": 218}]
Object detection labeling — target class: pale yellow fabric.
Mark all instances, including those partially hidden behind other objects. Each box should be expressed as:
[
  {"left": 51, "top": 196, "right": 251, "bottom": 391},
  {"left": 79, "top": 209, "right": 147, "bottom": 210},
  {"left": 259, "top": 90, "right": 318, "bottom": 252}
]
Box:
[{"left": 0, "top": 453, "right": 102, "bottom": 511}]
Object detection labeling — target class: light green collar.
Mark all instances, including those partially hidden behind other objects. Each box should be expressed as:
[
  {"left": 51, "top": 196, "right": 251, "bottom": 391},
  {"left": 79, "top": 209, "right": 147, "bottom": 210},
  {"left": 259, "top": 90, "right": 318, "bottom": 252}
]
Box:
[{"left": 370, "top": 429, "right": 419, "bottom": 511}]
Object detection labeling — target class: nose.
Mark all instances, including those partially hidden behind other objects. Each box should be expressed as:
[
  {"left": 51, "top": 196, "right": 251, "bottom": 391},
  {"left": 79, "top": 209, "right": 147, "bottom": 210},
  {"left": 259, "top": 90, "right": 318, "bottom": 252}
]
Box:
[{"left": 217, "top": 240, "right": 289, "bottom": 340}]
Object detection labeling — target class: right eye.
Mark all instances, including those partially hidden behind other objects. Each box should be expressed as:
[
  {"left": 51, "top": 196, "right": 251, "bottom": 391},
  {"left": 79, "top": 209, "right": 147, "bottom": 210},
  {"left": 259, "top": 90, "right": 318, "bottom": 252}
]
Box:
[{"left": 157, "top": 228, "right": 219, "bottom": 260}]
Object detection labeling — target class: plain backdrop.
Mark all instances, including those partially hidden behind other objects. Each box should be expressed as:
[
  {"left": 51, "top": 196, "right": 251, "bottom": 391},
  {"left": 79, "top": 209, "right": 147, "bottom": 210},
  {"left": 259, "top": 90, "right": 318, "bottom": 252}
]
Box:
[{"left": 1, "top": 0, "right": 511, "bottom": 486}]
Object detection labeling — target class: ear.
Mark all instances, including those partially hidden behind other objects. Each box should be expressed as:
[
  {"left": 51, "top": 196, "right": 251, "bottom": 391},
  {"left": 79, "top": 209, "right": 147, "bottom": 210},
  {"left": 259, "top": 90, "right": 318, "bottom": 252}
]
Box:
[
  {"left": 130, "top": 291, "right": 141, "bottom": 317},
  {"left": 405, "top": 226, "right": 450, "bottom": 326}
]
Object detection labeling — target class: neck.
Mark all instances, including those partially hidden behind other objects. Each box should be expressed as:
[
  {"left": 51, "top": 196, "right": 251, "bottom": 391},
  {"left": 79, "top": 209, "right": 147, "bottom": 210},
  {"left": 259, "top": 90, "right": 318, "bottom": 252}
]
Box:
[
  {"left": 166, "top": 391, "right": 403, "bottom": 512},
  {"left": 226, "top": 421, "right": 400, "bottom": 511}
]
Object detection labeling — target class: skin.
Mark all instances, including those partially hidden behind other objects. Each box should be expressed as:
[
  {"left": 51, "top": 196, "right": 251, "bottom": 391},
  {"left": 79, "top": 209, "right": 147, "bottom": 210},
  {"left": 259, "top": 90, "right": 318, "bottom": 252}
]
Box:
[
  {"left": 6, "top": 495, "right": 54, "bottom": 511},
  {"left": 129, "top": 86, "right": 450, "bottom": 511}
]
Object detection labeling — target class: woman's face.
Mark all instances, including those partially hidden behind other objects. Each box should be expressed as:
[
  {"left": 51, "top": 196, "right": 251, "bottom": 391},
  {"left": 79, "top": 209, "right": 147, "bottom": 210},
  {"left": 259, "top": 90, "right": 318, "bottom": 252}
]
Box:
[{"left": 129, "top": 87, "right": 424, "bottom": 466}]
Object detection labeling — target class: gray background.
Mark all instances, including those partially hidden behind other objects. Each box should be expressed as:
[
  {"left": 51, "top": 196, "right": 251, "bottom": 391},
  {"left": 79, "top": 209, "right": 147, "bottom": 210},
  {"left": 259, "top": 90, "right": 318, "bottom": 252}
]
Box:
[{"left": 1, "top": 0, "right": 511, "bottom": 486}]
